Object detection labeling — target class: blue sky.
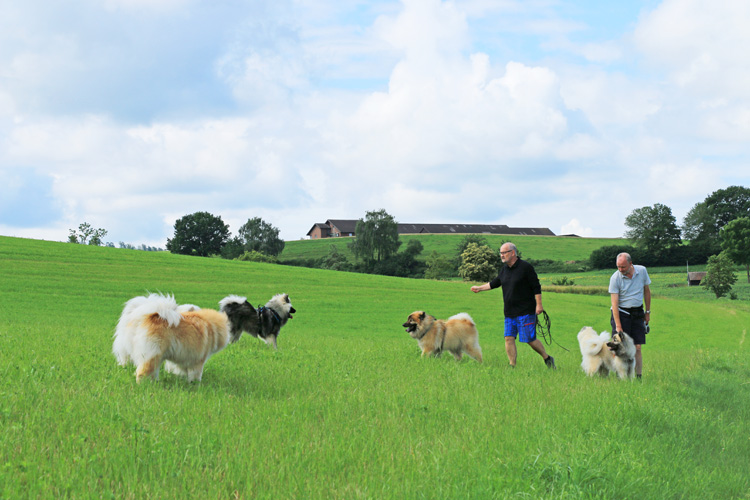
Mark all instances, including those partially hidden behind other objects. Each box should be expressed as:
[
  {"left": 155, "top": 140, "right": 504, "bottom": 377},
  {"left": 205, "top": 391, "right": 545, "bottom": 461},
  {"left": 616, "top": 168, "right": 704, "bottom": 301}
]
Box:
[{"left": 1, "top": 0, "right": 749, "bottom": 246}]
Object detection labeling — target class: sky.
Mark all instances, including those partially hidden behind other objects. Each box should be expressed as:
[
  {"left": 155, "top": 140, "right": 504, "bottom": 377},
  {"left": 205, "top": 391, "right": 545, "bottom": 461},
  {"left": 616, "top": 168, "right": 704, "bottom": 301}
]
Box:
[{"left": 2, "top": 0, "right": 750, "bottom": 247}]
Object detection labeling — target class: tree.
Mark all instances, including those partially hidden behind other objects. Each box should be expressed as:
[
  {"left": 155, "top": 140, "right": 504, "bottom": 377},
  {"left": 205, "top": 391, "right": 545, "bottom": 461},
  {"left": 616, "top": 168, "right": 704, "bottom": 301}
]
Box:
[
  {"left": 702, "top": 252, "right": 737, "bottom": 299},
  {"left": 166, "top": 211, "right": 230, "bottom": 257},
  {"left": 682, "top": 186, "right": 750, "bottom": 249},
  {"left": 319, "top": 245, "right": 352, "bottom": 272},
  {"left": 238, "top": 217, "right": 285, "bottom": 257},
  {"left": 348, "top": 209, "right": 401, "bottom": 264},
  {"left": 68, "top": 222, "right": 107, "bottom": 245},
  {"left": 624, "top": 203, "right": 682, "bottom": 259},
  {"left": 220, "top": 236, "right": 245, "bottom": 260},
  {"left": 589, "top": 244, "right": 639, "bottom": 269},
  {"left": 458, "top": 243, "right": 499, "bottom": 282},
  {"left": 425, "top": 251, "right": 454, "bottom": 280},
  {"left": 720, "top": 217, "right": 750, "bottom": 283},
  {"left": 454, "top": 234, "right": 488, "bottom": 269}
]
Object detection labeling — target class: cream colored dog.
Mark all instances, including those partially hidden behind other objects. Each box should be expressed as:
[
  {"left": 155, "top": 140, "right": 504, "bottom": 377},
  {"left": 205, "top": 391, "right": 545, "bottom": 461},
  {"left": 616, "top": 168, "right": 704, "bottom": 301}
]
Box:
[
  {"left": 577, "top": 326, "right": 636, "bottom": 379},
  {"left": 113, "top": 293, "right": 284, "bottom": 382}
]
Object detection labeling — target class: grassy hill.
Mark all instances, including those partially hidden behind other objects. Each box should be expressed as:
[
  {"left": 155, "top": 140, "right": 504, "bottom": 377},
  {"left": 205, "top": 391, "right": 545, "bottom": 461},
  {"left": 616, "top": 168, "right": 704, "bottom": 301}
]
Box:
[
  {"left": 1, "top": 235, "right": 749, "bottom": 498},
  {"left": 280, "top": 233, "right": 626, "bottom": 264}
]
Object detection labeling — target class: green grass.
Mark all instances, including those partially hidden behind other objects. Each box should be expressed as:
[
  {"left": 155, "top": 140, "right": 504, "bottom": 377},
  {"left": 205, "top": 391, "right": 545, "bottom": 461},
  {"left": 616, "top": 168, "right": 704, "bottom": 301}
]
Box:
[
  {"left": 540, "top": 267, "right": 750, "bottom": 303},
  {"left": 280, "top": 234, "right": 625, "bottom": 264},
  {"left": 1, "top": 235, "right": 750, "bottom": 499}
]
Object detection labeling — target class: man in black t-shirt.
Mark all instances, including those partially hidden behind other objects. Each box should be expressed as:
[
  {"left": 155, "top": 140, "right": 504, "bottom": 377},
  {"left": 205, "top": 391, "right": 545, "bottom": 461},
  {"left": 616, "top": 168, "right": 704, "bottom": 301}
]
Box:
[{"left": 471, "top": 242, "right": 556, "bottom": 369}]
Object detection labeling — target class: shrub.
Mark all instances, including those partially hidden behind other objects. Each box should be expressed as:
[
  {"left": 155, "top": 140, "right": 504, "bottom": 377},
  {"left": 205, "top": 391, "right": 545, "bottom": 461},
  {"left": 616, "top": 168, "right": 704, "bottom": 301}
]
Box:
[
  {"left": 589, "top": 244, "right": 639, "bottom": 269},
  {"left": 236, "top": 251, "right": 278, "bottom": 264},
  {"left": 702, "top": 252, "right": 737, "bottom": 299},
  {"left": 552, "top": 276, "right": 575, "bottom": 286},
  {"left": 425, "top": 251, "right": 455, "bottom": 280},
  {"left": 459, "top": 243, "right": 499, "bottom": 282}
]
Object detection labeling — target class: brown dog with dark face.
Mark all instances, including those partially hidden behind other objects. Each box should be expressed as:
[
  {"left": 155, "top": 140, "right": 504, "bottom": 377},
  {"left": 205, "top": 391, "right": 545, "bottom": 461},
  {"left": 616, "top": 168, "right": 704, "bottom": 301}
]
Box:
[{"left": 402, "top": 311, "right": 483, "bottom": 362}]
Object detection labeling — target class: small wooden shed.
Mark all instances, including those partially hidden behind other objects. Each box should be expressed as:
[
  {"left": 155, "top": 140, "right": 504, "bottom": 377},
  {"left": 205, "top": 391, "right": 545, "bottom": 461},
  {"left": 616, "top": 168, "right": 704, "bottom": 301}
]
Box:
[{"left": 687, "top": 272, "right": 706, "bottom": 286}]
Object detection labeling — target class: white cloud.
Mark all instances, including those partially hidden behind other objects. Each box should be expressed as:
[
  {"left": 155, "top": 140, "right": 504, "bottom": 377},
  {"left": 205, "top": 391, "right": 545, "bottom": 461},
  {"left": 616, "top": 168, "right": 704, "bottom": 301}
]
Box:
[
  {"left": 560, "top": 219, "right": 593, "bottom": 237},
  {"left": 1, "top": 0, "right": 749, "bottom": 246}
]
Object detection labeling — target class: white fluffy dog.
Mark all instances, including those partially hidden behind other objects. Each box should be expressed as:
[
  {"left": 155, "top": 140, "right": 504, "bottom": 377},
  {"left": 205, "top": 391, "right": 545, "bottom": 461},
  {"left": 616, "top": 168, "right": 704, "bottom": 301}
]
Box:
[
  {"left": 113, "top": 293, "right": 261, "bottom": 383},
  {"left": 577, "top": 326, "right": 636, "bottom": 380}
]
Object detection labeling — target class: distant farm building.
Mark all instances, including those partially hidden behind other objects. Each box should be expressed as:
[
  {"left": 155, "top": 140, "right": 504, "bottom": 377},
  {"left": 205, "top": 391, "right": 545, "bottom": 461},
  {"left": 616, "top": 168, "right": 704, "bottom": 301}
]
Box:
[{"left": 307, "top": 219, "right": 555, "bottom": 239}]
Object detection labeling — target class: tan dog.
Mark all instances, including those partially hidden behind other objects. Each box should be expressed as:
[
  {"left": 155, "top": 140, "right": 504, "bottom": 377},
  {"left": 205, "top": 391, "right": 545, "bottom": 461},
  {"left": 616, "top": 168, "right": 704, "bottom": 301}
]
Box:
[
  {"left": 402, "top": 311, "right": 483, "bottom": 362},
  {"left": 113, "top": 293, "right": 294, "bottom": 383}
]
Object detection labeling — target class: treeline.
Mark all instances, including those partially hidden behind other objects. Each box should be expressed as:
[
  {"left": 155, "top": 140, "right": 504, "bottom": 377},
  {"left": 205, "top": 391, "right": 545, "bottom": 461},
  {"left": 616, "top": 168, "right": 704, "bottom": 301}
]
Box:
[
  {"left": 589, "top": 186, "right": 750, "bottom": 272},
  {"left": 68, "top": 222, "right": 165, "bottom": 251},
  {"left": 68, "top": 185, "right": 750, "bottom": 285}
]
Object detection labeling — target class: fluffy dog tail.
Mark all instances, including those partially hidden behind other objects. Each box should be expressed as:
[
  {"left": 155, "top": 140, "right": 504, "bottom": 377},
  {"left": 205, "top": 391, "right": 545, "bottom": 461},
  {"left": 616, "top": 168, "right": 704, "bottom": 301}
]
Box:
[
  {"left": 577, "top": 326, "right": 610, "bottom": 357},
  {"left": 113, "top": 294, "right": 182, "bottom": 365},
  {"left": 448, "top": 312, "right": 475, "bottom": 325}
]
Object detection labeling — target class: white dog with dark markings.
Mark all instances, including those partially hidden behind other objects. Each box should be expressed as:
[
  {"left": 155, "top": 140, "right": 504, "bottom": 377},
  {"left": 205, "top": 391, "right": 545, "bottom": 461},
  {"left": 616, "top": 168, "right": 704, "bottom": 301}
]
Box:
[{"left": 577, "top": 326, "right": 636, "bottom": 379}]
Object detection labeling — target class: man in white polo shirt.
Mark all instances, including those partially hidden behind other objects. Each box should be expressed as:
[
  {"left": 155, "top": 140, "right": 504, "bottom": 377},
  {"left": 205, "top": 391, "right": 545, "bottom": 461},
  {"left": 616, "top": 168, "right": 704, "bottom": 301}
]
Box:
[{"left": 609, "top": 252, "right": 651, "bottom": 379}]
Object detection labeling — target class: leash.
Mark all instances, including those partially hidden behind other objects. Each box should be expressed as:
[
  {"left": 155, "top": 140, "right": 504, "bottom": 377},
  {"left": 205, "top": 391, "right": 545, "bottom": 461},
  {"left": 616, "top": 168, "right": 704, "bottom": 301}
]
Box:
[{"left": 536, "top": 311, "right": 570, "bottom": 352}]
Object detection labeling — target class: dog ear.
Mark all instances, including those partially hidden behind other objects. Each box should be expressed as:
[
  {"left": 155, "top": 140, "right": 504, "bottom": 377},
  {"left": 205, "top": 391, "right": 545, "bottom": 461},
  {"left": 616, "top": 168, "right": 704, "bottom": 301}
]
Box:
[
  {"left": 283, "top": 294, "right": 290, "bottom": 303},
  {"left": 419, "top": 311, "right": 426, "bottom": 320}
]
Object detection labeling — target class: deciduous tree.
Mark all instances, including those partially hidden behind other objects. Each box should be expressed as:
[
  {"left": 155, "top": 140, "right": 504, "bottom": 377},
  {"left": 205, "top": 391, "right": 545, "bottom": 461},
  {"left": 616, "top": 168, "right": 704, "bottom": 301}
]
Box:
[
  {"left": 349, "top": 209, "right": 401, "bottom": 264},
  {"left": 702, "top": 252, "right": 737, "bottom": 299},
  {"left": 166, "top": 211, "right": 229, "bottom": 257},
  {"left": 720, "top": 217, "right": 750, "bottom": 283},
  {"left": 682, "top": 186, "right": 750, "bottom": 253},
  {"left": 458, "top": 243, "right": 498, "bottom": 282},
  {"left": 624, "top": 203, "right": 682, "bottom": 259},
  {"left": 68, "top": 222, "right": 108, "bottom": 246},
  {"left": 238, "top": 217, "right": 285, "bottom": 257}
]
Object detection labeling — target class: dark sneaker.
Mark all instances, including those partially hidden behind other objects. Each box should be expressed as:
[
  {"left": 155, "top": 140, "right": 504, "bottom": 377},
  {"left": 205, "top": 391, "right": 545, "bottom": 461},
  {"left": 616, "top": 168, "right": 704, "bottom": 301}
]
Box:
[{"left": 544, "top": 355, "right": 556, "bottom": 369}]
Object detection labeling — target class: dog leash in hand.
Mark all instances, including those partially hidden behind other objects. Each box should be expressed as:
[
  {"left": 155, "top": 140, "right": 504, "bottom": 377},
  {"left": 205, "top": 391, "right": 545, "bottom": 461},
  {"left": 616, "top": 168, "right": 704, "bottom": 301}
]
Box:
[{"left": 536, "top": 311, "right": 570, "bottom": 352}]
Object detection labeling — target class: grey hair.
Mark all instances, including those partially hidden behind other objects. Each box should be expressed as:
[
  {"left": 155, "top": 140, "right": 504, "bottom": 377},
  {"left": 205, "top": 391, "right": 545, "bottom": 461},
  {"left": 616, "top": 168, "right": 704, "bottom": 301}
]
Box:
[
  {"left": 617, "top": 252, "right": 632, "bottom": 263},
  {"left": 504, "top": 242, "right": 518, "bottom": 254}
]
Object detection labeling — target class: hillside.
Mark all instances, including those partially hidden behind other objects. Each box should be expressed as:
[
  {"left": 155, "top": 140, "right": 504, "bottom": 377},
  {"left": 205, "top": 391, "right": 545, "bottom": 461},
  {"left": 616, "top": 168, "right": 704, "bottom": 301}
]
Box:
[
  {"left": 1, "top": 235, "right": 749, "bottom": 498},
  {"left": 280, "top": 233, "right": 626, "bottom": 264}
]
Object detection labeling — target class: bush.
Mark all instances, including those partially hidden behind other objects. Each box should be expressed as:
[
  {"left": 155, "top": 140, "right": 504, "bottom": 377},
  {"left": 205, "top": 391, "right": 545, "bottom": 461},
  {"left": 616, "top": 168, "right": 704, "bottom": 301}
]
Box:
[
  {"left": 425, "top": 251, "right": 455, "bottom": 280},
  {"left": 319, "top": 245, "right": 352, "bottom": 272},
  {"left": 459, "top": 243, "right": 499, "bottom": 282},
  {"left": 552, "top": 276, "right": 575, "bottom": 286},
  {"left": 589, "top": 245, "right": 639, "bottom": 269},
  {"left": 236, "top": 251, "right": 278, "bottom": 264},
  {"left": 702, "top": 252, "right": 737, "bottom": 299},
  {"left": 527, "top": 259, "right": 591, "bottom": 273}
]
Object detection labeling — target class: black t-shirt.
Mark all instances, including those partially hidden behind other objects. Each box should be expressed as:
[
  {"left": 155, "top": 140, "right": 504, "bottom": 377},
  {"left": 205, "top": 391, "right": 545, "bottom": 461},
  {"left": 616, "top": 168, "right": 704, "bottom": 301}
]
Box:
[{"left": 488, "top": 258, "right": 542, "bottom": 317}]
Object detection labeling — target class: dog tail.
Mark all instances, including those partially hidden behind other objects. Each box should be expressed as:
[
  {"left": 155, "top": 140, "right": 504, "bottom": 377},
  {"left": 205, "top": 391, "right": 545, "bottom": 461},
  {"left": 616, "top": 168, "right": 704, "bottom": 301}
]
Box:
[
  {"left": 449, "top": 312, "right": 475, "bottom": 325},
  {"left": 113, "top": 294, "right": 181, "bottom": 366},
  {"left": 219, "top": 295, "right": 258, "bottom": 343},
  {"left": 577, "top": 326, "right": 610, "bottom": 356},
  {"left": 117, "top": 294, "right": 182, "bottom": 330}
]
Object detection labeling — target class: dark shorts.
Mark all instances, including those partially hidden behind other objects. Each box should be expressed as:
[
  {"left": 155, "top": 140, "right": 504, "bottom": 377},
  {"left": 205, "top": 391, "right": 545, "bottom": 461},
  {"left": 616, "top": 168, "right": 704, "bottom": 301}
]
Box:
[
  {"left": 504, "top": 314, "right": 537, "bottom": 343},
  {"left": 611, "top": 311, "right": 646, "bottom": 345}
]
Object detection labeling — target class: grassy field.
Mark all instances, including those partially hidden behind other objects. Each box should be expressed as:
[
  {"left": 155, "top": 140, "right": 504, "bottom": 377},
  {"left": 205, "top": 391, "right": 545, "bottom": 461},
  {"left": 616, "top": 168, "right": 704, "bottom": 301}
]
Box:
[
  {"left": 1, "top": 235, "right": 749, "bottom": 499},
  {"left": 280, "top": 234, "right": 625, "bottom": 264}
]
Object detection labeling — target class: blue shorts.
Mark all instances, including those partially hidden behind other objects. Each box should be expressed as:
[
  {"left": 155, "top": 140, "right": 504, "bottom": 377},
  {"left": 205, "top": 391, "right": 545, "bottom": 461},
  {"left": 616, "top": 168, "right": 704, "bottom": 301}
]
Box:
[{"left": 504, "top": 314, "right": 537, "bottom": 343}]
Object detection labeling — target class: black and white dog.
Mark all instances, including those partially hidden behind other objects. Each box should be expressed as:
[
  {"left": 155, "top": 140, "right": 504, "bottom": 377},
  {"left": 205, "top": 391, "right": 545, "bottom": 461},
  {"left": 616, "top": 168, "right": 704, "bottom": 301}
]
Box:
[{"left": 250, "top": 293, "right": 296, "bottom": 349}]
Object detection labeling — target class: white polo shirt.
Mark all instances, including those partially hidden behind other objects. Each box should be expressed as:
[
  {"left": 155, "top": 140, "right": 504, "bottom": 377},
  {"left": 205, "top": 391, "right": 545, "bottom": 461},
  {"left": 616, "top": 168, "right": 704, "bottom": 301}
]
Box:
[{"left": 609, "top": 265, "right": 651, "bottom": 308}]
